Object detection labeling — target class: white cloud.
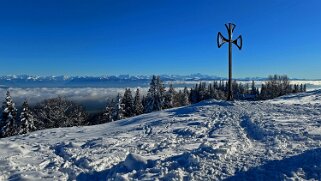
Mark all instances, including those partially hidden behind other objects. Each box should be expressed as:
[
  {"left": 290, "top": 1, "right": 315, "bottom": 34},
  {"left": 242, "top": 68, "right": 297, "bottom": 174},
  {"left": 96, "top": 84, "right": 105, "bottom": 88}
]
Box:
[{"left": 0, "top": 87, "right": 149, "bottom": 107}]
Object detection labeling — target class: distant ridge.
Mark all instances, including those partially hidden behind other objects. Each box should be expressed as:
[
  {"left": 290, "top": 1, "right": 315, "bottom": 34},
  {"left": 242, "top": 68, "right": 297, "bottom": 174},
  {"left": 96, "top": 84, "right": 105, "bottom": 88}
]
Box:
[{"left": 0, "top": 74, "right": 317, "bottom": 88}]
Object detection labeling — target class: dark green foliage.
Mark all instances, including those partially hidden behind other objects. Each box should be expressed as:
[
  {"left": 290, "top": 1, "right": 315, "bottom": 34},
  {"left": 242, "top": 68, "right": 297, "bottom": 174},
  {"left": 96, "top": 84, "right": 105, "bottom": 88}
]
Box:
[
  {"left": 114, "top": 93, "right": 125, "bottom": 120},
  {"left": 33, "top": 97, "right": 88, "bottom": 129},
  {"left": 0, "top": 91, "right": 18, "bottom": 138},
  {"left": 19, "top": 100, "right": 36, "bottom": 134},
  {"left": 122, "top": 88, "right": 134, "bottom": 117},
  {"left": 145, "top": 75, "right": 166, "bottom": 113},
  {"left": 134, "top": 89, "right": 144, "bottom": 115},
  {"left": 163, "top": 84, "right": 176, "bottom": 109},
  {"left": 259, "top": 75, "right": 306, "bottom": 100}
]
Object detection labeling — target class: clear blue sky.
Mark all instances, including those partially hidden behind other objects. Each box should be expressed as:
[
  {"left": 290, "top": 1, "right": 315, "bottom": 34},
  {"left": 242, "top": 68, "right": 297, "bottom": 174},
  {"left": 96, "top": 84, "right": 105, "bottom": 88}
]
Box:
[{"left": 0, "top": 0, "right": 321, "bottom": 79}]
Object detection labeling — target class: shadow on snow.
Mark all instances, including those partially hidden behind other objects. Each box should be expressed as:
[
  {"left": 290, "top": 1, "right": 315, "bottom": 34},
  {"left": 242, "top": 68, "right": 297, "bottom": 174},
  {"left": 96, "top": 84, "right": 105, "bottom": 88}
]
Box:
[{"left": 225, "top": 148, "right": 321, "bottom": 181}]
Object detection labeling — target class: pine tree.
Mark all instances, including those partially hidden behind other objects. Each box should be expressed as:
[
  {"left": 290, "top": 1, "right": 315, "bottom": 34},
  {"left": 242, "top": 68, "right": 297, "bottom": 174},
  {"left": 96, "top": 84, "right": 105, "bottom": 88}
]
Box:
[
  {"left": 145, "top": 75, "right": 165, "bottom": 113},
  {"left": 260, "top": 84, "right": 267, "bottom": 100},
  {"left": 198, "top": 82, "right": 207, "bottom": 102},
  {"left": 18, "top": 100, "right": 36, "bottom": 134},
  {"left": 163, "top": 83, "right": 176, "bottom": 109},
  {"left": 0, "top": 91, "right": 18, "bottom": 137},
  {"left": 133, "top": 89, "right": 144, "bottom": 115},
  {"left": 181, "top": 87, "right": 190, "bottom": 106},
  {"left": 300, "top": 84, "right": 304, "bottom": 92},
  {"left": 114, "top": 93, "right": 125, "bottom": 120},
  {"left": 208, "top": 84, "right": 215, "bottom": 99},
  {"left": 103, "top": 99, "right": 115, "bottom": 122},
  {"left": 122, "top": 88, "right": 134, "bottom": 117},
  {"left": 251, "top": 80, "right": 258, "bottom": 98},
  {"left": 294, "top": 84, "right": 299, "bottom": 93},
  {"left": 33, "top": 97, "right": 88, "bottom": 129},
  {"left": 157, "top": 76, "right": 166, "bottom": 108},
  {"left": 142, "top": 95, "right": 147, "bottom": 111},
  {"left": 190, "top": 85, "right": 199, "bottom": 104}
]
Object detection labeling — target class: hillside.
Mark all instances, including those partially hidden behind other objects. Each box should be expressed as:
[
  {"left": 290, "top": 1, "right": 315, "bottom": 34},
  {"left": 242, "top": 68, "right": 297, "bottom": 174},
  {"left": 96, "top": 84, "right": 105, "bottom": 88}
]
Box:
[{"left": 1, "top": 90, "right": 321, "bottom": 180}]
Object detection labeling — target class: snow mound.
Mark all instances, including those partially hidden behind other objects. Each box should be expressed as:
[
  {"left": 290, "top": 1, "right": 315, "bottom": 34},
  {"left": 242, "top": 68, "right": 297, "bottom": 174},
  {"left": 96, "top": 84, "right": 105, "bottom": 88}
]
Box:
[
  {"left": 269, "top": 89, "right": 321, "bottom": 105},
  {"left": 123, "top": 153, "right": 149, "bottom": 171}
]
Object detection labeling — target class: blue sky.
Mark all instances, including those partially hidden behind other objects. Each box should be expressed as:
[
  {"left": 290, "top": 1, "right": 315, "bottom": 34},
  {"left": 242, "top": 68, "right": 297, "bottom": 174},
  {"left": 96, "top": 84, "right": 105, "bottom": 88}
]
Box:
[{"left": 0, "top": 0, "right": 321, "bottom": 79}]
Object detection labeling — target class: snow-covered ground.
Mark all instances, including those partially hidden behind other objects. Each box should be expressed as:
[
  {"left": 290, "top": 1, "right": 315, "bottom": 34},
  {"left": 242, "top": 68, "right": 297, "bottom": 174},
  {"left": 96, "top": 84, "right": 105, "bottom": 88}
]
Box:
[{"left": 1, "top": 90, "right": 321, "bottom": 180}]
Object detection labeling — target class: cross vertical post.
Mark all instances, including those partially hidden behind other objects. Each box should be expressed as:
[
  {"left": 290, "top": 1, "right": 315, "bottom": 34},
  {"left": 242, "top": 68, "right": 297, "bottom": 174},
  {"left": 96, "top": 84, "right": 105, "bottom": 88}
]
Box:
[{"left": 217, "top": 23, "right": 242, "bottom": 101}]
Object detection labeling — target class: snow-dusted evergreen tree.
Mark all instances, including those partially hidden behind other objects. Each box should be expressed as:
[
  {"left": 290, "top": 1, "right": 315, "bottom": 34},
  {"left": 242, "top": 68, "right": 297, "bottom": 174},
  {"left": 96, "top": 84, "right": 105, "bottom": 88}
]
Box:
[
  {"left": 189, "top": 85, "right": 199, "bottom": 104},
  {"left": 163, "top": 83, "right": 176, "bottom": 109},
  {"left": 103, "top": 99, "right": 115, "bottom": 122},
  {"left": 181, "top": 87, "right": 190, "bottom": 106},
  {"left": 18, "top": 100, "right": 36, "bottom": 134},
  {"left": 134, "top": 89, "right": 144, "bottom": 115},
  {"left": 122, "top": 88, "right": 134, "bottom": 117},
  {"left": 144, "top": 75, "right": 165, "bottom": 113},
  {"left": 114, "top": 93, "right": 125, "bottom": 120},
  {"left": 251, "top": 81, "right": 257, "bottom": 95},
  {"left": 0, "top": 91, "right": 18, "bottom": 138},
  {"left": 259, "top": 75, "right": 298, "bottom": 100},
  {"left": 33, "top": 97, "right": 88, "bottom": 129},
  {"left": 198, "top": 82, "right": 207, "bottom": 102},
  {"left": 208, "top": 84, "right": 215, "bottom": 99}
]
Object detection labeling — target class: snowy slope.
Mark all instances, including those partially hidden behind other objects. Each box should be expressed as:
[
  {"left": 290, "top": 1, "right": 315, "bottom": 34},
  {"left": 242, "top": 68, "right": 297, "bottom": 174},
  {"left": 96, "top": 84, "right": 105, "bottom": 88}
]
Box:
[{"left": 1, "top": 90, "right": 321, "bottom": 180}]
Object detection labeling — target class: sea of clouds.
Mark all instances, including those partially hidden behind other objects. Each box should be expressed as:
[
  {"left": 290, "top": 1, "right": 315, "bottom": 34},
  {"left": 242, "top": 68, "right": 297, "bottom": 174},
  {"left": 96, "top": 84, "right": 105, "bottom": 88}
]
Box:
[
  {"left": 0, "top": 87, "right": 149, "bottom": 112},
  {"left": 0, "top": 80, "right": 320, "bottom": 112}
]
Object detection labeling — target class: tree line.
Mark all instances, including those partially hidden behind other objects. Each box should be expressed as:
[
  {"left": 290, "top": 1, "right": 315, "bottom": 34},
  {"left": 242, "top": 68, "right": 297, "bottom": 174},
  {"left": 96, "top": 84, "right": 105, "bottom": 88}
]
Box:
[{"left": 0, "top": 74, "right": 306, "bottom": 138}]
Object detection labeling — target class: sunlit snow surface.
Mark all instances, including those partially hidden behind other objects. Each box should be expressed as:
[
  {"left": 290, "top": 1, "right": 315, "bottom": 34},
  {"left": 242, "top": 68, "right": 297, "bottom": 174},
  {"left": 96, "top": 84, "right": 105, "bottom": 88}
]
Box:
[{"left": 1, "top": 90, "right": 321, "bottom": 180}]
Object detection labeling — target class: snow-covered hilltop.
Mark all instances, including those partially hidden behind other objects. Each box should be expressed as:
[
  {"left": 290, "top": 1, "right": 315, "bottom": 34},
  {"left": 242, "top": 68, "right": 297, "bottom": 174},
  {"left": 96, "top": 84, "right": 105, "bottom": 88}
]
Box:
[{"left": 1, "top": 90, "right": 321, "bottom": 180}]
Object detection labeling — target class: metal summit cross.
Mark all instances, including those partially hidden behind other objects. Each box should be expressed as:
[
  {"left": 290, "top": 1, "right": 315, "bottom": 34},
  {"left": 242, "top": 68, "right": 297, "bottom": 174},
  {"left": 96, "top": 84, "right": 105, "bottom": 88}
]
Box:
[{"left": 217, "top": 23, "right": 242, "bottom": 101}]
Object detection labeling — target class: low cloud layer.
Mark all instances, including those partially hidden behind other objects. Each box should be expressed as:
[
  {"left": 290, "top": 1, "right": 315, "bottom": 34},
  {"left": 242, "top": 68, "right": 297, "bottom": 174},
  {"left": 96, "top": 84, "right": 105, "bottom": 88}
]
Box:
[
  {"left": 0, "top": 87, "right": 148, "bottom": 108},
  {"left": 0, "top": 80, "right": 319, "bottom": 111}
]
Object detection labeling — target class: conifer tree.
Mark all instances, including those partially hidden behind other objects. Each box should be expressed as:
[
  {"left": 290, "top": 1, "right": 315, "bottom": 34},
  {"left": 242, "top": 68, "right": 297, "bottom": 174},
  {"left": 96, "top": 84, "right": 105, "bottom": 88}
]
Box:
[
  {"left": 103, "top": 99, "right": 115, "bottom": 122},
  {"left": 0, "top": 91, "right": 18, "bottom": 138},
  {"left": 300, "top": 84, "right": 304, "bottom": 92},
  {"left": 181, "top": 87, "right": 190, "bottom": 106},
  {"left": 145, "top": 75, "right": 165, "bottom": 113},
  {"left": 163, "top": 83, "right": 176, "bottom": 109},
  {"left": 19, "top": 100, "right": 36, "bottom": 134},
  {"left": 198, "top": 82, "right": 207, "bottom": 102},
  {"left": 208, "top": 84, "right": 215, "bottom": 99},
  {"left": 190, "top": 85, "right": 199, "bottom": 104},
  {"left": 251, "top": 80, "right": 259, "bottom": 99},
  {"left": 33, "top": 97, "right": 88, "bottom": 129},
  {"left": 122, "top": 88, "right": 134, "bottom": 117},
  {"left": 114, "top": 93, "right": 125, "bottom": 120},
  {"left": 134, "top": 89, "right": 144, "bottom": 115}
]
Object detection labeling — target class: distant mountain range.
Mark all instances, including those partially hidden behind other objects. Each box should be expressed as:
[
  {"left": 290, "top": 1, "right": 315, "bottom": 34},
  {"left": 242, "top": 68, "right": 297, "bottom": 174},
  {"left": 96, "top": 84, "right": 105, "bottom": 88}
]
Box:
[{"left": 0, "top": 74, "right": 312, "bottom": 88}]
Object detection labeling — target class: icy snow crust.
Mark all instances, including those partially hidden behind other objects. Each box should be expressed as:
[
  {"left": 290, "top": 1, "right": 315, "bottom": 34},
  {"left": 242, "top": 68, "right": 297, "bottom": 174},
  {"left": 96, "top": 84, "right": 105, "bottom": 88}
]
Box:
[{"left": 1, "top": 90, "right": 321, "bottom": 180}]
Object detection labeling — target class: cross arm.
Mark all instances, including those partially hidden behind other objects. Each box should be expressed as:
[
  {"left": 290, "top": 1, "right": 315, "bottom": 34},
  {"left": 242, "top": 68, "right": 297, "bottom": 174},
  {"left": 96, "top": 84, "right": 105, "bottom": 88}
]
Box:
[
  {"left": 232, "top": 35, "right": 242, "bottom": 50},
  {"left": 217, "top": 32, "right": 228, "bottom": 48}
]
